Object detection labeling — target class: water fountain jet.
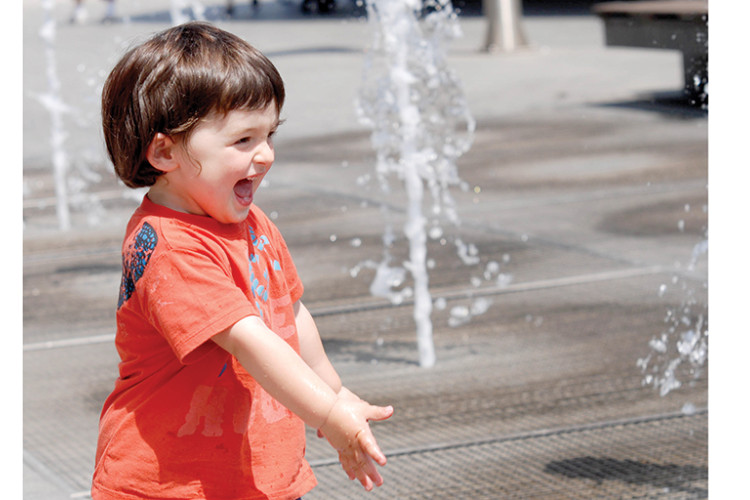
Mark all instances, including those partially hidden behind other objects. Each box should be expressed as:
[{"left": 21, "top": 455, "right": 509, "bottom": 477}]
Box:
[
  {"left": 38, "top": 0, "right": 72, "bottom": 231},
  {"left": 357, "top": 0, "right": 475, "bottom": 367}
]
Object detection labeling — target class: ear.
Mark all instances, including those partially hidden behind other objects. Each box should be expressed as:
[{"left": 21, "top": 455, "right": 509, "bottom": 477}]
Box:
[{"left": 146, "top": 132, "right": 180, "bottom": 173}]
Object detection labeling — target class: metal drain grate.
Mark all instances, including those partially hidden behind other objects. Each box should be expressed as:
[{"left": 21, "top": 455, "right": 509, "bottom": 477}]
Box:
[{"left": 307, "top": 411, "right": 707, "bottom": 499}]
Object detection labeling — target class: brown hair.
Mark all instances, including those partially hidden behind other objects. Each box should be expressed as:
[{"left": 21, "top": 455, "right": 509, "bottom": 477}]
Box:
[{"left": 101, "top": 22, "right": 285, "bottom": 188}]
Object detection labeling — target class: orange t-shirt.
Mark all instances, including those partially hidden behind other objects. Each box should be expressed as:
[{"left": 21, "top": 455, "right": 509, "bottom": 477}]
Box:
[{"left": 92, "top": 196, "right": 317, "bottom": 500}]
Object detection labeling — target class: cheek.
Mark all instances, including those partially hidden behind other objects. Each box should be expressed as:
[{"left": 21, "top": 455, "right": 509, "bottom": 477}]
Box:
[{"left": 253, "top": 172, "right": 269, "bottom": 193}]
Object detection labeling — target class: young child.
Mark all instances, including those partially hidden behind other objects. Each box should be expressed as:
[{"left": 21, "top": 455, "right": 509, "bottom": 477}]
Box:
[{"left": 92, "top": 21, "right": 393, "bottom": 499}]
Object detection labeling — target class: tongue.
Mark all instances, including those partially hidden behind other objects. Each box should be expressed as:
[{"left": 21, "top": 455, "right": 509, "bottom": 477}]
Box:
[{"left": 234, "top": 179, "right": 253, "bottom": 201}]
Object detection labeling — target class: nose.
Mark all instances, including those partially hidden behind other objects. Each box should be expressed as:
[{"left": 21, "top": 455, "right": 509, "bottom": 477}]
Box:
[{"left": 252, "top": 139, "right": 274, "bottom": 173}]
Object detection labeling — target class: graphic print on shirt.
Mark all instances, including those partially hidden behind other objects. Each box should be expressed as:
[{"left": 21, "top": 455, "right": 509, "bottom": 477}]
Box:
[
  {"left": 247, "top": 225, "right": 283, "bottom": 322},
  {"left": 246, "top": 224, "right": 297, "bottom": 423},
  {"left": 177, "top": 384, "right": 229, "bottom": 438},
  {"left": 118, "top": 222, "right": 158, "bottom": 309}
]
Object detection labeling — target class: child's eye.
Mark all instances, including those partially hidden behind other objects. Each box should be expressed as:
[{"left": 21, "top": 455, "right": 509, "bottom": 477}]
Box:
[{"left": 236, "top": 137, "right": 251, "bottom": 145}]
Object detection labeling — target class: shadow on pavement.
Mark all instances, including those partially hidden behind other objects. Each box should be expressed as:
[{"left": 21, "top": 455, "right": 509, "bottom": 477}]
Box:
[
  {"left": 545, "top": 456, "right": 708, "bottom": 495},
  {"left": 597, "top": 90, "right": 709, "bottom": 120}
]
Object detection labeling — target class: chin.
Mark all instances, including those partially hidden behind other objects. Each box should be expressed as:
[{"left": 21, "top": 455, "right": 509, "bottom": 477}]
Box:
[
  {"left": 211, "top": 208, "right": 249, "bottom": 225},
  {"left": 232, "top": 207, "right": 253, "bottom": 223}
]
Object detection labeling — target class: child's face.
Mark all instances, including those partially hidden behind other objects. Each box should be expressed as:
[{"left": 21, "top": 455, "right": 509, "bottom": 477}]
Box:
[{"left": 158, "top": 104, "right": 279, "bottom": 224}]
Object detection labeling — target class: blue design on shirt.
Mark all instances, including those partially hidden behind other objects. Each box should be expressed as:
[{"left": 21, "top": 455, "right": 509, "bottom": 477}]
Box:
[
  {"left": 118, "top": 222, "right": 158, "bottom": 309},
  {"left": 247, "top": 225, "right": 282, "bottom": 307}
]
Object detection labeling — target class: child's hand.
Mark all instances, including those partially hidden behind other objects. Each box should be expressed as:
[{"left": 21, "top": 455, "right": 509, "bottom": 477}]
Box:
[
  {"left": 318, "top": 392, "right": 393, "bottom": 491},
  {"left": 316, "top": 387, "right": 364, "bottom": 439}
]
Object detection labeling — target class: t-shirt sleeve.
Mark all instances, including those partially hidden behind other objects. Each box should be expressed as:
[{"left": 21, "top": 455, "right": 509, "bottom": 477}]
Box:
[{"left": 138, "top": 248, "right": 258, "bottom": 364}]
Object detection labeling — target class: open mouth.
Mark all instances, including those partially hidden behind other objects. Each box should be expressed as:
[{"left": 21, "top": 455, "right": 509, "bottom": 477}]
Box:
[{"left": 233, "top": 178, "right": 254, "bottom": 206}]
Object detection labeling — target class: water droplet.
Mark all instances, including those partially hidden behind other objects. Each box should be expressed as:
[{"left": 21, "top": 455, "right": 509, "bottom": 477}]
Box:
[
  {"left": 682, "top": 402, "right": 696, "bottom": 415},
  {"left": 429, "top": 226, "right": 443, "bottom": 239},
  {"left": 470, "top": 298, "right": 491, "bottom": 315},
  {"left": 649, "top": 335, "right": 668, "bottom": 353},
  {"left": 356, "top": 174, "right": 371, "bottom": 186},
  {"left": 448, "top": 305, "right": 471, "bottom": 327},
  {"left": 497, "top": 273, "right": 513, "bottom": 288},
  {"left": 484, "top": 261, "right": 500, "bottom": 280}
]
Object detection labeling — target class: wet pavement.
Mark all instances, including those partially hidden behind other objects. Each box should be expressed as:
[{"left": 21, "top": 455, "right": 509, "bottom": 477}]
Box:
[{"left": 23, "top": 0, "right": 709, "bottom": 498}]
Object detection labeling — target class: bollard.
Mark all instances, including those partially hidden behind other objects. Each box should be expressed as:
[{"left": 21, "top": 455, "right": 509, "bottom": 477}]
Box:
[{"left": 483, "top": 0, "right": 527, "bottom": 52}]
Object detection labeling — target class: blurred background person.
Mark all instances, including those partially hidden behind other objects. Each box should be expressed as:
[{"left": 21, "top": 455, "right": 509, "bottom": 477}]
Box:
[{"left": 70, "top": 0, "right": 117, "bottom": 24}]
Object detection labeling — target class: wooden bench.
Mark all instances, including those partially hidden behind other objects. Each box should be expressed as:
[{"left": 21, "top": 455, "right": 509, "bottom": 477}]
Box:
[{"left": 593, "top": 1, "right": 708, "bottom": 99}]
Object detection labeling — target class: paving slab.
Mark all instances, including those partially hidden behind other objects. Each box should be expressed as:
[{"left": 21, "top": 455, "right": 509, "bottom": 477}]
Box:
[{"left": 23, "top": 0, "right": 708, "bottom": 498}]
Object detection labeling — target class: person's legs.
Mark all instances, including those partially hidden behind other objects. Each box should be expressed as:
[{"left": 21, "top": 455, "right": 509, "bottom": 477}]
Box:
[
  {"left": 70, "top": 0, "right": 87, "bottom": 23},
  {"left": 102, "top": 0, "right": 116, "bottom": 21}
]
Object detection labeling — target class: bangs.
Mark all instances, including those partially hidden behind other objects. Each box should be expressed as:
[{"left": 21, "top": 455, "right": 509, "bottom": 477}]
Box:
[
  {"left": 214, "top": 55, "right": 285, "bottom": 114},
  {"left": 166, "top": 23, "right": 285, "bottom": 132}
]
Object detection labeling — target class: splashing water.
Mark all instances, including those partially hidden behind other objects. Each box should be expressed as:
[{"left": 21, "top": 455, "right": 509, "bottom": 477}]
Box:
[
  {"left": 637, "top": 238, "right": 708, "bottom": 396},
  {"left": 30, "top": 1, "right": 117, "bottom": 230},
  {"left": 38, "top": 0, "right": 72, "bottom": 231},
  {"left": 356, "top": 0, "right": 475, "bottom": 367},
  {"left": 31, "top": 0, "right": 206, "bottom": 232}
]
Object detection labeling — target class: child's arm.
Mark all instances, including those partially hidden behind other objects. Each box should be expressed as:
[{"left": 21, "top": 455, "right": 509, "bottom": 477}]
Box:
[
  {"left": 212, "top": 316, "right": 393, "bottom": 490},
  {"left": 294, "top": 300, "right": 394, "bottom": 488},
  {"left": 294, "top": 301, "right": 342, "bottom": 392},
  {"left": 293, "top": 302, "right": 379, "bottom": 417}
]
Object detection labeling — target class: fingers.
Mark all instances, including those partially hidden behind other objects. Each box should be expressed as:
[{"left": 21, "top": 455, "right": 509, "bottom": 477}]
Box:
[
  {"left": 320, "top": 398, "right": 392, "bottom": 451},
  {"left": 367, "top": 404, "right": 394, "bottom": 423},
  {"left": 336, "top": 430, "right": 387, "bottom": 491},
  {"left": 357, "top": 428, "right": 387, "bottom": 466},
  {"left": 323, "top": 396, "right": 393, "bottom": 490},
  {"left": 339, "top": 446, "right": 383, "bottom": 491},
  {"left": 358, "top": 455, "right": 382, "bottom": 491}
]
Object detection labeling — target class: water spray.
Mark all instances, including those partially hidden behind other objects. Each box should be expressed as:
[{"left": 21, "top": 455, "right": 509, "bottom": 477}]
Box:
[
  {"left": 38, "top": 0, "right": 72, "bottom": 231},
  {"left": 357, "top": 0, "right": 475, "bottom": 367}
]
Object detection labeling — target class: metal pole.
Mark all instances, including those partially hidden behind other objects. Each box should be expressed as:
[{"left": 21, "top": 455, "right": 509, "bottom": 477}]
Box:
[{"left": 483, "top": 0, "right": 528, "bottom": 52}]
